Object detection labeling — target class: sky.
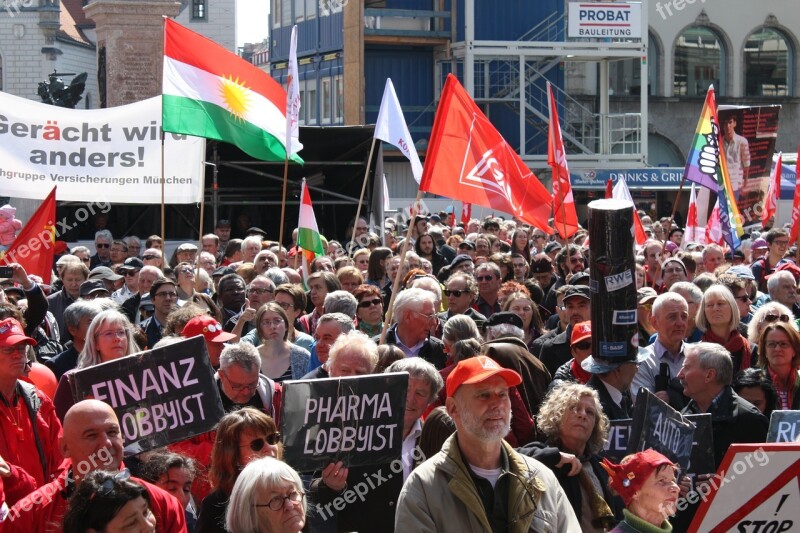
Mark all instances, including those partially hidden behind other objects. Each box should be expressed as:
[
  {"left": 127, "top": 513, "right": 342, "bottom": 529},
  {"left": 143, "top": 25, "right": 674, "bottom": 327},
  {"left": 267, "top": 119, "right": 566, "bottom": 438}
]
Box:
[{"left": 236, "top": 0, "right": 270, "bottom": 47}]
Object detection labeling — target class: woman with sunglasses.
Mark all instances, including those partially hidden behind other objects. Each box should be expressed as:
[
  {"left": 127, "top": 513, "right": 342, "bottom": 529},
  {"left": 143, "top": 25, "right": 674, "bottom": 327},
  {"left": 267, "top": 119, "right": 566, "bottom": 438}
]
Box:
[
  {"left": 62, "top": 469, "right": 157, "bottom": 533},
  {"left": 174, "top": 261, "right": 197, "bottom": 301},
  {"left": 353, "top": 284, "right": 383, "bottom": 337},
  {"left": 696, "top": 284, "right": 752, "bottom": 375},
  {"left": 756, "top": 322, "right": 800, "bottom": 410},
  {"left": 746, "top": 302, "right": 794, "bottom": 368},
  {"left": 197, "top": 408, "right": 281, "bottom": 533},
  {"left": 255, "top": 302, "right": 309, "bottom": 383},
  {"left": 53, "top": 309, "right": 140, "bottom": 421},
  {"left": 226, "top": 457, "right": 305, "bottom": 533}
]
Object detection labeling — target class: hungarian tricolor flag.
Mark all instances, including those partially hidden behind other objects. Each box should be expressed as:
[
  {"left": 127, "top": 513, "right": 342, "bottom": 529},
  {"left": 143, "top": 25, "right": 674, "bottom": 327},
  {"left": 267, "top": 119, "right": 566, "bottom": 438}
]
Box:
[
  {"left": 298, "top": 178, "right": 324, "bottom": 257},
  {"left": 547, "top": 83, "right": 579, "bottom": 239},
  {"left": 419, "top": 74, "right": 552, "bottom": 233},
  {"left": 0, "top": 187, "right": 57, "bottom": 283},
  {"left": 762, "top": 152, "right": 781, "bottom": 228},
  {"left": 162, "top": 19, "right": 301, "bottom": 162}
]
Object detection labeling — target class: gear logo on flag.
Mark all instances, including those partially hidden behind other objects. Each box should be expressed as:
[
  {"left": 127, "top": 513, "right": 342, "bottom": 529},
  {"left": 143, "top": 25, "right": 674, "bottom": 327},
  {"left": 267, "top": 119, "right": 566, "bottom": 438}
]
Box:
[{"left": 462, "top": 148, "right": 524, "bottom": 216}]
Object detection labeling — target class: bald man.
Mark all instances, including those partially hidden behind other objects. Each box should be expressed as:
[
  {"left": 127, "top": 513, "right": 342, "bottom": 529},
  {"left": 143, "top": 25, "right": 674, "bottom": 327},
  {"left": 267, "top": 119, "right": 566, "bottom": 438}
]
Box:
[{"left": 6, "top": 400, "right": 187, "bottom": 532}]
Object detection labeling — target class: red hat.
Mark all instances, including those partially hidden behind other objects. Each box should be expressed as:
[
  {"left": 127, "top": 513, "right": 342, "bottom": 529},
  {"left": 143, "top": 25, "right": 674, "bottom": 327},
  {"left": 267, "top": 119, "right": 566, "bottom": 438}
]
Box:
[
  {"left": 765, "top": 262, "right": 800, "bottom": 283},
  {"left": 601, "top": 449, "right": 677, "bottom": 505},
  {"left": 0, "top": 318, "right": 37, "bottom": 347},
  {"left": 181, "top": 315, "right": 236, "bottom": 344},
  {"left": 446, "top": 355, "right": 522, "bottom": 398},
  {"left": 570, "top": 321, "right": 591, "bottom": 346}
]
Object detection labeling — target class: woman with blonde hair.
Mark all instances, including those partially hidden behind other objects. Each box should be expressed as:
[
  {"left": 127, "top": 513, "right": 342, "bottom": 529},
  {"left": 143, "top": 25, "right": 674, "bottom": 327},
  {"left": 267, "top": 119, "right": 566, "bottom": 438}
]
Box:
[{"left": 696, "top": 284, "right": 751, "bottom": 374}]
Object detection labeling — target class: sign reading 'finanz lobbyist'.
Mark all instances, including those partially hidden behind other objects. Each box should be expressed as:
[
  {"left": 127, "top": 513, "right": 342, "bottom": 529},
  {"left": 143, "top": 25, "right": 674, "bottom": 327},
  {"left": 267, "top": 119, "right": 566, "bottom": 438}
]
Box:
[
  {"left": 68, "top": 336, "right": 224, "bottom": 456},
  {"left": 281, "top": 373, "right": 408, "bottom": 472},
  {"left": 568, "top": 3, "right": 642, "bottom": 38}
]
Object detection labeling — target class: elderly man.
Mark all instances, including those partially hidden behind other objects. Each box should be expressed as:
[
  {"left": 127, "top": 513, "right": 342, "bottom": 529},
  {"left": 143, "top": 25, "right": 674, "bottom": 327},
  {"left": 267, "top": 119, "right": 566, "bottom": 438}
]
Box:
[
  {"left": 239, "top": 235, "right": 263, "bottom": 265},
  {"left": 89, "top": 229, "right": 113, "bottom": 268},
  {"left": 111, "top": 256, "right": 143, "bottom": 305},
  {"left": 539, "top": 285, "right": 591, "bottom": 376},
  {"left": 633, "top": 293, "right": 690, "bottom": 410},
  {"left": 303, "top": 313, "right": 355, "bottom": 379},
  {"left": 216, "top": 342, "right": 280, "bottom": 416},
  {"left": 45, "top": 300, "right": 103, "bottom": 380},
  {"left": 228, "top": 275, "right": 277, "bottom": 340},
  {"left": 382, "top": 287, "right": 446, "bottom": 369},
  {"left": 396, "top": 356, "right": 579, "bottom": 530},
  {"left": 139, "top": 276, "right": 179, "bottom": 348},
  {"left": 582, "top": 348, "right": 645, "bottom": 420},
  {"left": 5, "top": 400, "right": 186, "bottom": 532},
  {"left": 767, "top": 270, "right": 800, "bottom": 315},
  {"left": 198, "top": 251, "right": 217, "bottom": 275},
  {"left": 473, "top": 262, "right": 502, "bottom": 318},
  {"left": 141, "top": 247, "right": 163, "bottom": 267},
  {"left": 47, "top": 262, "right": 89, "bottom": 343},
  {"left": 661, "top": 257, "right": 687, "bottom": 292},
  {"left": 202, "top": 232, "right": 220, "bottom": 257},
  {"left": 120, "top": 265, "right": 163, "bottom": 325},
  {"left": 253, "top": 249, "right": 279, "bottom": 275},
  {"left": 175, "top": 242, "right": 198, "bottom": 265},
  {"left": 670, "top": 281, "right": 704, "bottom": 342},
  {"left": 703, "top": 243, "right": 726, "bottom": 275},
  {"left": 123, "top": 235, "right": 142, "bottom": 258},
  {"left": 679, "top": 342, "right": 768, "bottom": 470},
  {"left": 182, "top": 314, "right": 236, "bottom": 369},
  {"left": 439, "top": 272, "right": 487, "bottom": 328},
  {"left": 109, "top": 240, "right": 128, "bottom": 265},
  {"left": 0, "top": 318, "right": 63, "bottom": 506}
]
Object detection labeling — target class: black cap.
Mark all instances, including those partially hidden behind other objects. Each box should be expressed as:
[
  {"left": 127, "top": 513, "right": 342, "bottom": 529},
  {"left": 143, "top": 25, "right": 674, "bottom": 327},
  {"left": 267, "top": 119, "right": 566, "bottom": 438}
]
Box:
[
  {"left": 450, "top": 254, "right": 473, "bottom": 268},
  {"left": 563, "top": 285, "right": 591, "bottom": 302},
  {"left": 485, "top": 311, "right": 524, "bottom": 330},
  {"left": 458, "top": 240, "right": 476, "bottom": 250},
  {"left": 544, "top": 241, "right": 563, "bottom": 254},
  {"left": 120, "top": 257, "right": 144, "bottom": 270},
  {"left": 213, "top": 266, "right": 235, "bottom": 277},
  {"left": 568, "top": 271, "right": 591, "bottom": 286},
  {"left": 80, "top": 279, "right": 108, "bottom": 297},
  {"left": 529, "top": 255, "right": 552, "bottom": 274},
  {"left": 246, "top": 227, "right": 268, "bottom": 238},
  {"left": 216, "top": 219, "right": 231, "bottom": 228}
]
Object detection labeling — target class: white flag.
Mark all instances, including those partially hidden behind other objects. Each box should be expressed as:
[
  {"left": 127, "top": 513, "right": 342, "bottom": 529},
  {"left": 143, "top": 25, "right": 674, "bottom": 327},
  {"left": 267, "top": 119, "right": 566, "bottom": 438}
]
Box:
[
  {"left": 285, "top": 25, "right": 302, "bottom": 155},
  {"left": 374, "top": 78, "right": 423, "bottom": 182}
]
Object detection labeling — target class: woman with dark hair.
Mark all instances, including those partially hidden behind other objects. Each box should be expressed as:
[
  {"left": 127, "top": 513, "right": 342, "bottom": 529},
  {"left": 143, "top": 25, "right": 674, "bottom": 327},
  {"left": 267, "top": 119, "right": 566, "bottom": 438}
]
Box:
[
  {"left": 366, "top": 247, "right": 393, "bottom": 288},
  {"left": 62, "top": 469, "right": 157, "bottom": 533},
  {"left": 489, "top": 252, "right": 514, "bottom": 282},
  {"left": 256, "top": 302, "right": 310, "bottom": 382},
  {"left": 733, "top": 367, "right": 779, "bottom": 419},
  {"left": 197, "top": 408, "right": 281, "bottom": 533},
  {"left": 756, "top": 321, "right": 800, "bottom": 410},
  {"left": 353, "top": 284, "right": 383, "bottom": 337},
  {"left": 509, "top": 228, "right": 532, "bottom": 262},
  {"left": 503, "top": 291, "right": 545, "bottom": 351},
  {"left": 139, "top": 451, "right": 199, "bottom": 532}
]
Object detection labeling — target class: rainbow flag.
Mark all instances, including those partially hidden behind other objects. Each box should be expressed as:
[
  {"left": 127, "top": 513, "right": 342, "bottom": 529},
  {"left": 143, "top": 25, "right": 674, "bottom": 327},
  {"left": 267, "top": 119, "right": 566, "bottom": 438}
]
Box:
[{"left": 683, "top": 85, "right": 744, "bottom": 250}]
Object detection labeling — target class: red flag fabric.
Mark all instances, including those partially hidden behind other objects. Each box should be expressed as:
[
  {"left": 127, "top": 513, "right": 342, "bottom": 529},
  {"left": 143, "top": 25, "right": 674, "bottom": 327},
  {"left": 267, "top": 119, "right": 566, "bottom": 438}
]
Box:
[
  {"left": 605, "top": 179, "right": 613, "bottom": 199},
  {"left": 685, "top": 183, "right": 704, "bottom": 245},
  {"left": 419, "top": 74, "right": 552, "bottom": 233},
  {"left": 706, "top": 199, "right": 724, "bottom": 246},
  {"left": 547, "top": 83, "right": 579, "bottom": 239},
  {"left": 460, "top": 202, "right": 472, "bottom": 225},
  {"left": 0, "top": 187, "right": 57, "bottom": 283},
  {"left": 763, "top": 153, "right": 781, "bottom": 228},
  {"left": 790, "top": 149, "right": 800, "bottom": 242}
]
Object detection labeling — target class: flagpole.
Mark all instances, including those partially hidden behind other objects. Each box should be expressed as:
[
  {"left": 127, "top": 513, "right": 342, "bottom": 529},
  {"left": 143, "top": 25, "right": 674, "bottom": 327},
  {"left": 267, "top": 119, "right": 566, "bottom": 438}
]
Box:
[
  {"left": 195, "top": 165, "right": 206, "bottom": 276},
  {"left": 352, "top": 137, "right": 378, "bottom": 257},
  {"left": 279, "top": 155, "right": 290, "bottom": 248},
  {"left": 380, "top": 190, "right": 422, "bottom": 344},
  {"left": 160, "top": 132, "right": 166, "bottom": 269},
  {"left": 670, "top": 175, "right": 687, "bottom": 223}
]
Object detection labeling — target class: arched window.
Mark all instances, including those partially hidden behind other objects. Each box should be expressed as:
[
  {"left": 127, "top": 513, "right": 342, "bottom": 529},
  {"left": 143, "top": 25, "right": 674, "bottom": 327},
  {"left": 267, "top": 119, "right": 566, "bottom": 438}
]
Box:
[
  {"left": 745, "top": 28, "right": 791, "bottom": 96},
  {"left": 673, "top": 26, "right": 725, "bottom": 96},
  {"left": 609, "top": 32, "right": 659, "bottom": 96}
]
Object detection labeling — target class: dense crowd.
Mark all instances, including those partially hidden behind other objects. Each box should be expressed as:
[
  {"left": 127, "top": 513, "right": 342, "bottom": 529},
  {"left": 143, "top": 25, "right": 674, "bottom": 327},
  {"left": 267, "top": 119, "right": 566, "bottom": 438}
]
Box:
[{"left": 0, "top": 209, "right": 794, "bottom": 533}]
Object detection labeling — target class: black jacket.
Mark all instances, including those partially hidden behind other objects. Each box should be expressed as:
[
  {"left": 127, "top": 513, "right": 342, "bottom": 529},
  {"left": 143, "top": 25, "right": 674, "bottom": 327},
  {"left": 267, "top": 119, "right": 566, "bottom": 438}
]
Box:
[
  {"left": 586, "top": 375, "right": 631, "bottom": 421},
  {"left": 377, "top": 325, "right": 447, "bottom": 370},
  {"left": 538, "top": 325, "right": 573, "bottom": 376}
]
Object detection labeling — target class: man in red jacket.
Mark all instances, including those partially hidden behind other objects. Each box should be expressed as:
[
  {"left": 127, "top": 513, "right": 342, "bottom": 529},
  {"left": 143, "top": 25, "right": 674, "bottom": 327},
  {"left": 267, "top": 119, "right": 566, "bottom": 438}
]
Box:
[{"left": 4, "top": 399, "right": 186, "bottom": 532}]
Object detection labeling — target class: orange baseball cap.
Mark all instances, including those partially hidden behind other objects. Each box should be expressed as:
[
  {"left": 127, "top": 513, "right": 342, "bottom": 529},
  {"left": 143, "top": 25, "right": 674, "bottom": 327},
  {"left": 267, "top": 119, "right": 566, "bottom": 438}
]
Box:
[{"left": 446, "top": 355, "right": 522, "bottom": 398}]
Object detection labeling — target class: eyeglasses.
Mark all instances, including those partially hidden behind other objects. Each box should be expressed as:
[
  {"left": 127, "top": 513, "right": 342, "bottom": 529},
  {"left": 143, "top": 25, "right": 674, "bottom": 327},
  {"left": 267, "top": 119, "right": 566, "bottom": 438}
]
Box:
[
  {"left": 0, "top": 345, "right": 27, "bottom": 356},
  {"left": 96, "top": 329, "right": 127, "bottom": 340},
  {"left": 773, "top": 240, "right": 790, "bottom": 247},
  {"left": 444, "top": 289, "right": 468, "bottom": 297},
  {"left": 766, "top": 341, "right": 792, "bottom": 350},
  {"left": 142, "top": 255, "right": 160, "bottom": 261},
  {"left": 90, "top": 469, "right": 131, "bottom": 501},
  {"left": 177, "top": 269, "right": 194, "bottom": 276},
  {"left": 248, "top": 287, "right": 274, "bottom": 295},
  {"left": 95, "top": 243, "right": 110, "bottom": 248},
  {"left": 358, "top": 298, "right": 382, "bottom": 309},
  {"left": 221, "top": 372, "right": 259, "bottom": 392},
  {"left": 413, "top": 310, "right": 438, "bottom": 322},
  {"left": 764, "top": 313, "right": 791, "bottom": 323},
  {"left": 573, "top": 341, "right": 591, "bottom": 350},
  {"left": 240, "top": 433, "right": 281, "bottom": 452},
  {"left": 260, "top": 319, "right": 285, "bottom": 328},
  {"left": 476, "top": 275, "right": 495, "bottom": 282},
  {"left": 154, "top": 291, "right": 178, "bottom": 299},
  {"left": 254, "top": 490, "right": 305, "bottom": 511},
  {"left": 275, "top": 301, "right": 294, "bottom": 310}
]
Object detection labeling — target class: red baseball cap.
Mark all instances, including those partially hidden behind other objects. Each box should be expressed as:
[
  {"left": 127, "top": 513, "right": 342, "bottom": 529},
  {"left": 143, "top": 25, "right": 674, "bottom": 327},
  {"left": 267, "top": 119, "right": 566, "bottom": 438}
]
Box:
[
  {"left": 601, "top": 449, "right": 677, "bottom": 505},
  {"left": 0, "top": 318, "right": 37, "bottom": 347},
  {"left": 570, "top": 321, "right": 592, "bottom": 346},
  {"left": 446, "top": 355, "right": 522, "bottom": 398},
  {"left": 181, "top": 315, "right": 236, "bottom": 344}
]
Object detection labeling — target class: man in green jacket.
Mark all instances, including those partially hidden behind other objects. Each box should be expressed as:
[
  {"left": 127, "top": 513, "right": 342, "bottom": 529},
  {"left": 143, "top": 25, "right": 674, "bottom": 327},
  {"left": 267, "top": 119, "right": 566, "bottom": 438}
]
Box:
[{"left": 396, "top": 356, "right": 579, "bottom": 532}]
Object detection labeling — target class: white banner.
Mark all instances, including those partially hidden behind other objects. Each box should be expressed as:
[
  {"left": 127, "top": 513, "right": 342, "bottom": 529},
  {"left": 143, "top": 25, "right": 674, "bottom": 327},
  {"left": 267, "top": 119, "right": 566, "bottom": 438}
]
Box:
[{"left": 0, "top": 92, "right": 205, "bottom": 203}]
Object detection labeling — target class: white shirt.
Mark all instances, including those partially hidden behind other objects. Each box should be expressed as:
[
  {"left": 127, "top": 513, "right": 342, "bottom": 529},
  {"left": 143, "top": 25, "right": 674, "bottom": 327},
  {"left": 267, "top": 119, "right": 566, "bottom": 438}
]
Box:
[{"left": 402, "top": 417, "right": 423, "bottom": 481}]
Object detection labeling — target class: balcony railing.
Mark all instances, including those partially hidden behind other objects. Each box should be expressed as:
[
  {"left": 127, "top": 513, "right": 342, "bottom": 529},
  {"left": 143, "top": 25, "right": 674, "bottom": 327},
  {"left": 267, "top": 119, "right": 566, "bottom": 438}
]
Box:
[{"left": 364, "top": 8, "right": 450, "bottom": 39}]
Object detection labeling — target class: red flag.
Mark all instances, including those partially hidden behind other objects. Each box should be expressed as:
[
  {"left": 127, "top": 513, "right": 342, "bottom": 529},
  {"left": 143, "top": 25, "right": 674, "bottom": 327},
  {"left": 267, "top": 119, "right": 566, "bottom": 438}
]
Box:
[
  {"left": 460, "top": 202, "right": 472, "bottom": 225},
  {"left": 547, "top": 83, "right": 579, "bottom": 239},
  {"left": 419, "top": 74, "right": 552, "bottom": 233},
  {"left": 706, "top": 199, "right": 724, "bottom": 246},
  {"left": 763, "top": 153, "right": 781, "bottom": 228},
  {"left": 0, "top": 187, "right": 57, "bottom": 283},
  {"left": 790, "top": 148, "right": 800, "bottom": 242},
  {"left": 685, "top": 183, "right": 704, "bottom": 245},
  {"left": 605, "top": 179, "right": 613, "bottom": 199}
]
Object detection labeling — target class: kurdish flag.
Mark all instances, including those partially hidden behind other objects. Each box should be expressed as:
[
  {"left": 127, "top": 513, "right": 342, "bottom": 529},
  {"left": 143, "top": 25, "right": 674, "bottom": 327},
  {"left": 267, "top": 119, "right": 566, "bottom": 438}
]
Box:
[
  {"left": 683, "top": 85, "right": 743, "bottom": 250},
  {"left": 298, "top": 178, "right": 324, "bottom": 256},
  {"left": 162, "top": 19, "right": 302, "bottom": 163}
]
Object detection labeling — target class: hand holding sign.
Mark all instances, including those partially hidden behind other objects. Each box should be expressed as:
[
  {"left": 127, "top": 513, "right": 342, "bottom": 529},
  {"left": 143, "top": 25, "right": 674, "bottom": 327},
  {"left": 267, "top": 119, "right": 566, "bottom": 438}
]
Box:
[{"left": 321, "top": 461, "right": 349, "bottom": 492}]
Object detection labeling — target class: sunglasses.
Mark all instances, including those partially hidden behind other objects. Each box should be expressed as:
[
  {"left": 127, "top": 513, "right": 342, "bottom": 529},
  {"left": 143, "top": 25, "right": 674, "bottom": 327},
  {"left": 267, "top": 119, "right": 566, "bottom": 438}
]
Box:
[
  {"left": 358, "top": 298, "right": 382, "bottom": 309},
  {"left": 248, "top": 287, "right": 273, "bottom": 295},
  {"left": 573, "top": 341, "right": 592, "bottom": 350},
  {"left": 764, "top": 313, "right": 791, "bottom": 323},
  {"left": 241, "top": 433, "right": 281, "bottom": 452},
  {"left": 96, "top": 243, "right": 110, "bottom": 248},
  {"left": 142, "top": 255, "right": 159, "bottom": 260},
  {"left": 90, "top": 469, "right": 131, "bottom": 501},
  {"left": 476, "top": 275, "right": 495, "bottom": 282},
  {"left": 444, "top": 289, "right": 468, "bottom": 297}
]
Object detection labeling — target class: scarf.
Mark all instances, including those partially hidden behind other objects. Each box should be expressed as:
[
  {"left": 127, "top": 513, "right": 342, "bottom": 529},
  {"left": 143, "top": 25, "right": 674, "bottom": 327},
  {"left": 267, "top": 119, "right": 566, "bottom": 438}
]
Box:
[
  {"left": 701, "top": 329, "right": 749, "bottom": 372},
  {"left": 571, "top": 358, "right": 591, "bottom": 384},
  {"left": 578, "top": 461, "right": 616, "bottom": 529},
  {"left": 767, "top": 366, "right": 800, "bottom": 409}
]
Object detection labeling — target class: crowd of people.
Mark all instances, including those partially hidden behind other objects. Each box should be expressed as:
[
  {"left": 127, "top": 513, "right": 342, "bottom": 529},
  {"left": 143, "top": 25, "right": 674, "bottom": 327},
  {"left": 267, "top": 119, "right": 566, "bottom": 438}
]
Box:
[{"left": 0, "top": 208, "right": 795, "bottom": 533}]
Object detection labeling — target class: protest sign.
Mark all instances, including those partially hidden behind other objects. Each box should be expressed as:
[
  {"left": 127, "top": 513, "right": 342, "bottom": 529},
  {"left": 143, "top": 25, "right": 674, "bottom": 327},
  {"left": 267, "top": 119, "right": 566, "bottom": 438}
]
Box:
[
  {"left": 280, "top": 372, "right": 408, "bottom": 472},
  {"left": 68, "top": 335, "right": 224, "bottom": 456},
  {"left": 0, "top": 91, "right": 205, "bottom": 203},
  {"left": 627, "top": 388, "right": 695, "bottom": 469},
  {"left": 767, "top": 410, "right": 800, "bottom": 443},
  {"left": 601, "top": 418, "right": 632, "bottom": 463},
  {"left": 690, "top": 443, "right": 800, "bottom": 533}
]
